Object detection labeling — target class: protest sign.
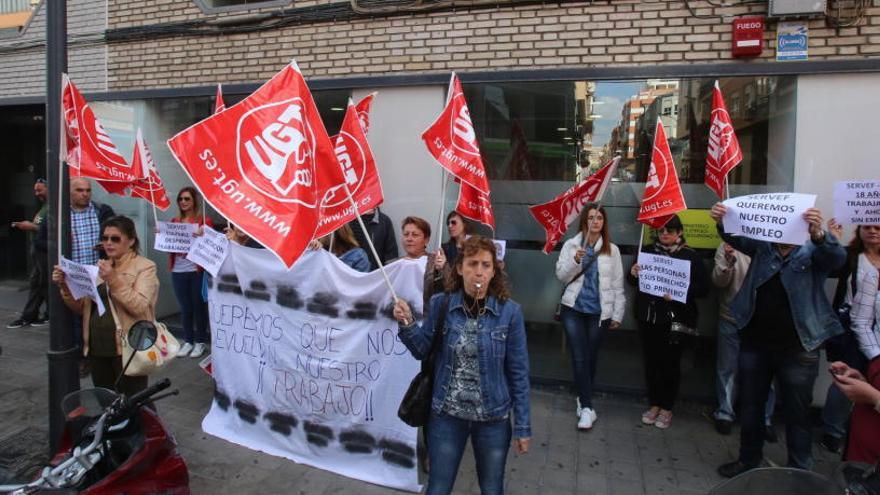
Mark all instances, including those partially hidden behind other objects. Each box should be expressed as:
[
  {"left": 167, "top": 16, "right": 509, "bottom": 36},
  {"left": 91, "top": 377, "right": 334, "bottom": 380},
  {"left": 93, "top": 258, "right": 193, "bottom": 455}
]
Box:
[
  {"left": 60, "top": 256, "right": 105, "bottom": 315},
  {"left": 492, "top": 239, "right": 506, "bottom": 261},
  {"left": 202, "top": 247, "right": 425, "bottom": 492},
  {"left": 640, "top": 210, "right": 721, "bottom": 250},
  {"left": 186, "top": 227, "right": 229, "bottom": 277},
  {"left": 722, "top": 193, "right": 816, "bottom": 245},
  {"left": 833, "top": 180, "right": 880, "bottom": 225},
  {"left": 154, "top": 221, "right": 198, "bottom": 253},
  {"left": 637, "top": 253, "right": 691, "bottom": 304}
]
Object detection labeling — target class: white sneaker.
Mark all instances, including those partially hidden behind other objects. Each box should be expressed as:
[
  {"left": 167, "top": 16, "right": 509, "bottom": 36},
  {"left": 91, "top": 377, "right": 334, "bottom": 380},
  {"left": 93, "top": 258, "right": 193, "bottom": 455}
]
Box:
[
  {"left": 578, "top": 407, "right": 597, "bottom": 430},
  {"left": 177, "top": 342, "right": 193, "bottom": 357},
  {"left": 190, "top": 343, "right": 207, "bottom": 358}
]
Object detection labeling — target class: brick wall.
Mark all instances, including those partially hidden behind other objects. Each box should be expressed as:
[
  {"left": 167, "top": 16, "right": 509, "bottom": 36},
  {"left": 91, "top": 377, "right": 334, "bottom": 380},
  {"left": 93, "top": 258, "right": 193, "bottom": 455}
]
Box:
[
  {"left": 0, "top": 0, "right": 108, "bottom": 99},
  {"left": 105, "top": 0, "right": 880, "bottom": 91}
]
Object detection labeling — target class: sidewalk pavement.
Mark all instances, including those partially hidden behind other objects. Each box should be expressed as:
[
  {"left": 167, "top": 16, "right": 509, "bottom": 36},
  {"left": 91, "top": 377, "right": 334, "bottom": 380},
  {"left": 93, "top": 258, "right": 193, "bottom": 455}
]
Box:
[{"left": 0, "top": 305, "right": 843, "bottom": 494}]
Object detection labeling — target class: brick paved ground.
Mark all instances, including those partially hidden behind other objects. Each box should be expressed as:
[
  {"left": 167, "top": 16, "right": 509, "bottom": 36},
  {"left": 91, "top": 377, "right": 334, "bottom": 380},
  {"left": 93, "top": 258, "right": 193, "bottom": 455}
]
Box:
[{"left": 0, "top": 288, "right": 842, "bottom": 494}]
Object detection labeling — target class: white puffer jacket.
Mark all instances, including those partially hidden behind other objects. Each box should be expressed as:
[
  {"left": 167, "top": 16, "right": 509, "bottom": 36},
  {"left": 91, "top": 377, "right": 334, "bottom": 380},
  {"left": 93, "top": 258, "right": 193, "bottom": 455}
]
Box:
[{"left": 556, "top": 233, "right": 626, "bottom": 323}]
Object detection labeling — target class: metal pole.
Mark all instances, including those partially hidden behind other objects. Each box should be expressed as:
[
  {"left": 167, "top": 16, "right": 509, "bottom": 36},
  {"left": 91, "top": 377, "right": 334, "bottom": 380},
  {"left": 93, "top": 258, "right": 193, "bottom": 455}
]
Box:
[{"left": 46, "top": 0, "right": 78, "bottom": 454}]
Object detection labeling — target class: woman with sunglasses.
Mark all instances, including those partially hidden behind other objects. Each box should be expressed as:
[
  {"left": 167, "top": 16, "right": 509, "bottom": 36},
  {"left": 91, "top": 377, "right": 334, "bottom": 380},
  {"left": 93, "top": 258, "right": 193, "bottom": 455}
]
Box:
[
  {"left": 627, "top": 215, "right": 709, "bottom": 429},
  {"left": 556, "top": 203, "right": 625, "bottom": 430},
  {"left": 170, "top": 187, "right": 213, "bottom": 358},
  {"left": 441, "top": 212, "right": 471, "bottom": 267},
  {"left": 52, "top": 216, "right": 158, "bottom": 396}
]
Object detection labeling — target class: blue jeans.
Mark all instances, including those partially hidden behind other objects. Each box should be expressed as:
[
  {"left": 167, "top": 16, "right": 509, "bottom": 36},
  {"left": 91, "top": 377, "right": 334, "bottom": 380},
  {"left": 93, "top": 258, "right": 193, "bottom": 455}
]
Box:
[
  {"left": 560, "top": 306, "right": 607, "bottom": 409},
  {"left": 738, "top": 343, "right": 819, "bottom": 469},
  {"left": 426, "top": 412, "right": 511, "bottom": 495},
  {"left": 715, "top": 318, "right": 776, "bottom": 425},
  {"left": 172, "top": 271, "right": 209, "bottom": 345}
]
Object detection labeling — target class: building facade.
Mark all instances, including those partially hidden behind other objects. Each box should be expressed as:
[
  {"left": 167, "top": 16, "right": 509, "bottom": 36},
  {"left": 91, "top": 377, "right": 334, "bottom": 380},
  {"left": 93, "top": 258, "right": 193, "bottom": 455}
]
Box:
[{"left": 1, "top": 0, "right": 878, "bottom": 397}]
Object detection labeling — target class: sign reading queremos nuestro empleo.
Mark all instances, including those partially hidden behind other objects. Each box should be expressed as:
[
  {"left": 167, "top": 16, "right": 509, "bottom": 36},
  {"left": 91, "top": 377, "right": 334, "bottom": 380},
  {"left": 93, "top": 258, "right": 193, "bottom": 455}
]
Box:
[
  {"left": 202, "top": 246, "right": 425, "bottom": 493},
  {"left": 637, "top": 253, "right": 691, "bottom": 304},
  {"left": 60, "top": 256, "right": 105, "bottom": 316},
  {"left": 153, "top": 221, "right": 198, "bottom": 253},
  {"left": 722, "top": 193, "right": 816, "bottom": 245},
  {"left": 833, "top": 180, "right": 880, "bottom": 225}
]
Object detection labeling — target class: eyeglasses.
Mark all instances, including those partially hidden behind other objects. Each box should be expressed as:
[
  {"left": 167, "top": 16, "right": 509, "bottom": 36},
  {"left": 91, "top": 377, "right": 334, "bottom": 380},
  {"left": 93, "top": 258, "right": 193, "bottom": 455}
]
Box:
[
  {"left": 448, "top": 220, "right": 459, "bottom": 226},
  {"left": 178, "top": 197, "right": 192, "bottom": 203},
  {"left": 101, "top": 235, "right": 122, "bottom": 243},
  {"left": 658, "top": 227, "right": 680, "bottom": 234}
]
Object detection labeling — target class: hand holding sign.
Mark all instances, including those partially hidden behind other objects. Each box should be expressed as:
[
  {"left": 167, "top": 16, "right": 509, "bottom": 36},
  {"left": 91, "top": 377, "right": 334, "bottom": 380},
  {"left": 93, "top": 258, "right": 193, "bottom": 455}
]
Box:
[
  {"left": 720, "top": 193, "right": 816, "bottom": 245},
  {"left": 154, "top": 221, "right": 198, "bottom": 253},
  {"left": 59, "top": 257, "right": 105, "bottom": 316},
  {"left": 637, "top": 253, "right": 691, "bottom": 304}
]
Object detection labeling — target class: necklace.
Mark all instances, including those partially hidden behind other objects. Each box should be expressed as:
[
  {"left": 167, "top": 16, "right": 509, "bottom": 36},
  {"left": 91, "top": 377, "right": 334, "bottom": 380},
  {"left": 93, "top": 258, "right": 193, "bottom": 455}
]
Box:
[{"left": 463, "top": 295, "right": 487, "bottom": 319}]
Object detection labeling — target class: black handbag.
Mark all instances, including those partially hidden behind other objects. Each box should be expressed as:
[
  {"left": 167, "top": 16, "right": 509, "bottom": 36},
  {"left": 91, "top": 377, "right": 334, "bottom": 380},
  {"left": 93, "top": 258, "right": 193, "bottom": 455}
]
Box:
[{"left": 398, "top": 295, "right": 449, "bottom": 427}]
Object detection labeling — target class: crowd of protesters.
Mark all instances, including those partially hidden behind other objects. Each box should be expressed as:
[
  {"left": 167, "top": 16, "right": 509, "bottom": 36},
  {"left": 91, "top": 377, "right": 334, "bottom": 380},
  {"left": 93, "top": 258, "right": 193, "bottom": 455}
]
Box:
[{"left": 5, "top": 176, "right": 880, "bottom": 494}]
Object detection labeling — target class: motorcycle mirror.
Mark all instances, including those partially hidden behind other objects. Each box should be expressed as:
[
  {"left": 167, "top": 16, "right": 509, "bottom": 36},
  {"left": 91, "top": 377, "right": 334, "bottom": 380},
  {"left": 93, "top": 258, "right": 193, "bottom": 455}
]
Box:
[{"left": 127, "top": 321, "right": 158, "bottom": 352}]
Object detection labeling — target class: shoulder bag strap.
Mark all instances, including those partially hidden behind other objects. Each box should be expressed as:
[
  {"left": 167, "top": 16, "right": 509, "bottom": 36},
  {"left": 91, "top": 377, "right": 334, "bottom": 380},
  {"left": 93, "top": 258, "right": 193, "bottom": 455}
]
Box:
[{"left": 423, "top": 294, "right": 449, "bottom": 372}]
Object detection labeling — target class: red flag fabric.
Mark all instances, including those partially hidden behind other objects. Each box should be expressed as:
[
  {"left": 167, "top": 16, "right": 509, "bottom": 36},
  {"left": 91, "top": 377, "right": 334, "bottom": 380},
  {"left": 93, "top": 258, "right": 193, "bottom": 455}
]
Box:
[
  {"left": 354, "top": 93, "right": 375, "bottom": 134},
  {"left": 637, "top": 119, "right": 687, "bottom": 228},
  {"left": 167, "top": 61, "right": 337, "bottom": 268},
  {"left": 129, "top": 129, "right": 172, "bottom": 211},
  {"left": 529, "top": 157, "right": 619, "bottom": 254},
  {"left": 214, "top": 84, "right": 226, "bottom": 114},
  {"left": 456, "top": 182, "right": 495, "bottom": 230},
  {"left": 315, "top": 99, "right": 384, "bottom": 238},
  {"left": 421, "top": 73, "right": 490, "bottom": 194},
  {"left": 704, "top": 81, "right": 743, "bottom": 199},
  {"left": 62, "top": 74, "right": 138, "bottom": 194}
]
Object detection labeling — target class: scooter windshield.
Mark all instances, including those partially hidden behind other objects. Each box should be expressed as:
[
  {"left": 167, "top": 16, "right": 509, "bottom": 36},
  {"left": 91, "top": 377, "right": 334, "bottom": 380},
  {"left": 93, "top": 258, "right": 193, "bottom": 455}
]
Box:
[{"left": 61, "top": 388, "right": 118, "bottom": 421}]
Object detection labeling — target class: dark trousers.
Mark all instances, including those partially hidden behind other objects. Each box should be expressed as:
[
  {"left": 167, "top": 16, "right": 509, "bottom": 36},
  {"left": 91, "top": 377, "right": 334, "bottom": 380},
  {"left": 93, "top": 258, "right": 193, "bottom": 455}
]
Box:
[
  {"left": 21, "top": 250, "right": 48, "bottom": 321},
  {"left": 426, "top": 412, "right": 511, "bottom": 495},
  {"left": 88, "top": 354, "right": 149, "bottom": 397},
  {"left": 560, "top": 307, "right": 608, "bottom": 408},
  {"left": 638, "top": 320, "right": 685, "bottom": 410},
  {"left": 738, "top": 342, "right": 819, "bottom": 469},
  {"left": 172, "top": 271, "right": 209, "bottom": 345}
]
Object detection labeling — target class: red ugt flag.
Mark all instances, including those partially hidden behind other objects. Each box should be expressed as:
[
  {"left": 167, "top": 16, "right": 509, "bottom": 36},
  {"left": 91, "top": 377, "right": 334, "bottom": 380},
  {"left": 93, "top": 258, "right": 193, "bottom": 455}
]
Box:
[
  {"left": 637, "top": 119, "right": 687, "bottom": 228},
  {"left": 214, "top": 84, "right": 226, "bottom": 114},
  {"left": 129, "top": 129, "right": 172, "bottom": 211},
  {"left": 456, "top": 182, "right": 495, "bottom": 230},
  {"left": 529, "top": 157, "right": 619, "bottom": 253},
  {"left": 315, "top": 98, "right": 384, "bottom": 239},
  {"left": 422, "top": 73, "right": 490, "bottom": 194},
  {"left": 167, "top": 61, "right": 338, "bottom": 268},
  {"left": 62, "top": 74, "right": 139, "bottom": 195},
  {"left": 704, "top": 81, "right": 743, "bottom": 199},
  {"left": 354, "top": 93, "right": 375, "bottom": 134}
]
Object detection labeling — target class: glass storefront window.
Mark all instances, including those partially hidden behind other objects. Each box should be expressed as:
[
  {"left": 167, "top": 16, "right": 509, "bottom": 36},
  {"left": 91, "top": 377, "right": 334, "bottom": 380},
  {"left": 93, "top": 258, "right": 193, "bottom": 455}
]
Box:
[{"left": 464, "top": 77, "right": 797, "bottom": 396}]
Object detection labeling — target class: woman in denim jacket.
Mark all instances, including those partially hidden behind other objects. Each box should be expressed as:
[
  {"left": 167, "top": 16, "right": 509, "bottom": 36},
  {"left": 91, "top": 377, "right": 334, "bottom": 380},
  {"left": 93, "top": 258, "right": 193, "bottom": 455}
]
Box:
[{"left": 394, "top": 236, "right": 531, "bottom": 495}]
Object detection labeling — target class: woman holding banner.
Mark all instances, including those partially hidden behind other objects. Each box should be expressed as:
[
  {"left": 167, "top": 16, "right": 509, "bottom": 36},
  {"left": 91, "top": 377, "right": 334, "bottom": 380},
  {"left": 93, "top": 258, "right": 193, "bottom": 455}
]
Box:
[
  {"left": 310, "top": 224, "right": 370, "bottom": 272},
  {"left": 169, "top": 187, "right": 212, "bottom": 359},
  {"left": 393, "top": 236, "right": 530, "bottom": 495},
  {"left": 400, "top": 216, "right": 447, "bottom": 305},
  {"left": 556, "top": 203, "right": 625, "bottom": 430},
  {"left": 628, "top": 215, "right": 709, "bottom": 429},
  {"left": 441, "top": 211, "right": 471, "bottom": 266},
  {"left": 52, "top": 216, "right": 158, "bottom": 396}
]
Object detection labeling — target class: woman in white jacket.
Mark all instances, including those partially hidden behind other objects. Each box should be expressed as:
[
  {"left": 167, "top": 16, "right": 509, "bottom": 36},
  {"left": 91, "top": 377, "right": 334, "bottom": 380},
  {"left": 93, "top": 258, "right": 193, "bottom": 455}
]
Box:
[{"left": 556, "top": 203, "right": 626, "bottom": 430}]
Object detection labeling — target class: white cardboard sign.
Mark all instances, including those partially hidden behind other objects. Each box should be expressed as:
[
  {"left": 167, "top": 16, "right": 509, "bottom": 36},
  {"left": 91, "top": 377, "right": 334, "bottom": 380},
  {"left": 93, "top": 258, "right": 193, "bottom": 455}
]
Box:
[
  {"left": 637, "top": 252, "right": 691, "bottom": 304},
  {"left": 185, "top": 227, "right": 229, "bottom": 277},
  {"left": 154, "top": 221, "right": 198, "bottom": 253},
  {"left": 60, "top": 256, "right": 105, "bottom": 316},
  {"left": 833, "top": 180, "right": 880, "bottom": 225},
  {"left": 722, "top": 193, "right": 816, "bottom": 245}
]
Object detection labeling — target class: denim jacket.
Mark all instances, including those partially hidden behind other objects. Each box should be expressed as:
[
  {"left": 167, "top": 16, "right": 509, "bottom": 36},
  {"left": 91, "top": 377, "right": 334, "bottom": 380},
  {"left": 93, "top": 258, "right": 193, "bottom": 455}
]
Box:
[
  {"left": 398, "top": 291, "right": 532, "bottom": 438},
  {"left": 719, "top": 225, "right": 846, "bottom": 351}
]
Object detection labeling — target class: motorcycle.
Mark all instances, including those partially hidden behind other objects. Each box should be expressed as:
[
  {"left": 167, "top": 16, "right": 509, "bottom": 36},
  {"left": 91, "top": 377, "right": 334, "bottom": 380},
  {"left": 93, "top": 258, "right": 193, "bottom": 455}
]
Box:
[
  {"left": 707, "top": 462, "right": 880, "bottom": 495},
  {"left": 0, "top": 321, "right": 189, "bottom": 494}
]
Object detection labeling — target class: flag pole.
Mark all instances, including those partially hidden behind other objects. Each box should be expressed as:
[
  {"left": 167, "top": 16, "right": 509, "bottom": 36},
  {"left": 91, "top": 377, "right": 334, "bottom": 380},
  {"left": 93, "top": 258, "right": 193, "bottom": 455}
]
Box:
[
  {"left": 636, "top": 223, "right": 645, "bottom": 257},
  {"left": 342, "top": 184, "right": 398, "bottom": 301},
  {"left": 435, "top": 170, "right": 448, "bottom": 253}
]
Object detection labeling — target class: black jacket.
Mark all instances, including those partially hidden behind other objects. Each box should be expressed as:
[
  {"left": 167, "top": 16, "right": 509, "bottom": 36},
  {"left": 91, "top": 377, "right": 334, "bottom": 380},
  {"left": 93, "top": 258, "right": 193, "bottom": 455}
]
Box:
[
  {"left": 627, "top": 243, "right": 710, "bottom": 329},
  {"left": 348, "top": 207, "right": 398, "bottom": 271}
]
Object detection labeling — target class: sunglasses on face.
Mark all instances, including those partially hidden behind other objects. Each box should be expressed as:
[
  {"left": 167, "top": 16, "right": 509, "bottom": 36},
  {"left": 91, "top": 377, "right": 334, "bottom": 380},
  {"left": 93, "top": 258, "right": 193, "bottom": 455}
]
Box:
[
  {"left": 448, "top": 220, "right": 459, "bottom": 226},
  {"left": 658, "top": 227, "right": 680, "bottom": 234},
  {"left": 178, "top": 197, "right": 192, "bottom": 202},
  {"left": 101, "top": 235, "right": 123, "bottom": 243}
]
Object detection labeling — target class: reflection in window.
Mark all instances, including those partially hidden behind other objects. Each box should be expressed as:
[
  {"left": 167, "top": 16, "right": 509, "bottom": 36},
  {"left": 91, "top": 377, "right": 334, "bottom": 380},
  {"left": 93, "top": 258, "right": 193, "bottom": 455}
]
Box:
[
  {"left": 0, "top": 0, "right": 38, "bottom": 34},
  {"left": 192, "top": 0, "right": 291, "bottom": 13}
]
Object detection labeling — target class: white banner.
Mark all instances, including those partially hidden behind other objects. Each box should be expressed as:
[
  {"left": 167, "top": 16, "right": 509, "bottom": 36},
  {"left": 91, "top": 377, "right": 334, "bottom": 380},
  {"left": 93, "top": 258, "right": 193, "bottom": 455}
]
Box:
[
  {"left": 154, "top": 221, "right": 197, "bottom": 253},
  {"left": 186, "top": 227, "right": 229, "bottom": 277},
  {"left": 60, "top": 256, "right": 105, "bottom": 315},
  {"left": 637, "top": 253, "right": 691, "bottom": 304},
  {"left": 202, "top": 246, "right": 425, "bottom": 492},
  {"left": 833, "top": 180, "right": 880, "bottom": 225},
  {"left": 722, "top": 193, "right": 816, "bottom": 245}
]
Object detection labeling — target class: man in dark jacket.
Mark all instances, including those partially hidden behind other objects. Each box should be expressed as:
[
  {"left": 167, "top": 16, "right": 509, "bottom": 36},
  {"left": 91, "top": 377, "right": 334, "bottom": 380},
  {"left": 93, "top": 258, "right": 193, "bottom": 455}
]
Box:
[
  {"left": 348, "top": 207, "right": 398, "bottom": 271},
  {"left": 712, "top": 202, "right": 846, "bottom": 477},
  {"left": 7, "top": 179, "right": 50, "bottom": 328}
]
